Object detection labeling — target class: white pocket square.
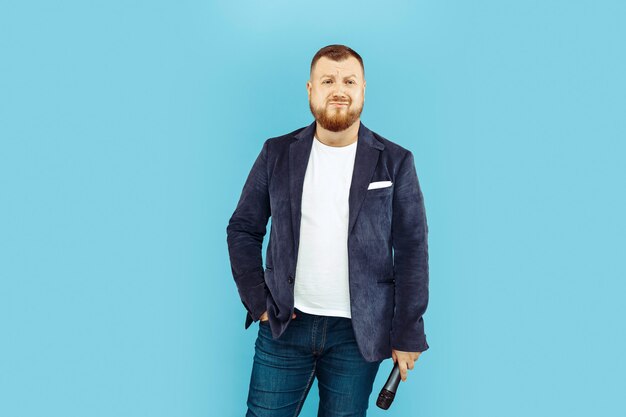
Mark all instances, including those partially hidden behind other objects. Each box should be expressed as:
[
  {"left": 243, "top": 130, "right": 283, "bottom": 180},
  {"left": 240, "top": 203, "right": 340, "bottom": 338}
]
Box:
[{"left": 367, "top": 180, "right": 393, "bottom": 190}]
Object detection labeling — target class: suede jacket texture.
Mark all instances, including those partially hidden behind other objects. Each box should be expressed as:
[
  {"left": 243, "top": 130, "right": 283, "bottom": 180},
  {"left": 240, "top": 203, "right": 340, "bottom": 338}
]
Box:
[{"left": 226, "top": 120, "right": 429, "bottom": 362}]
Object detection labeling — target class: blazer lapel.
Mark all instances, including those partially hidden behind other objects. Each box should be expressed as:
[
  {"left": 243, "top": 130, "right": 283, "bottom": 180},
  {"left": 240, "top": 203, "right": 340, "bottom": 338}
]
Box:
[
  {"left": 290, "top": 121, "right": 315, "bottom": 255},
  {"left": 289, "top": 121, "right": 384, "bottom": 255},
  {"left": 348, "top": 122, "right": 385, "bottom": 234}
]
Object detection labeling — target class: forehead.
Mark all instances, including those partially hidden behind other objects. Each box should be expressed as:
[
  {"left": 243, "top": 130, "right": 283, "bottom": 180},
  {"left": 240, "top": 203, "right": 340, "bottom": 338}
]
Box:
[{"left": 312, "top": 56, "right": 363, "bottom": 78}]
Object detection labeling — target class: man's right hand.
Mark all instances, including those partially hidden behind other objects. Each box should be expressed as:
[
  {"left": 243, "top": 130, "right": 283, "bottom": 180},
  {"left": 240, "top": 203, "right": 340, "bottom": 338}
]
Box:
[{"left": 259, "top": 310, "right": 297, "bottom": 322}]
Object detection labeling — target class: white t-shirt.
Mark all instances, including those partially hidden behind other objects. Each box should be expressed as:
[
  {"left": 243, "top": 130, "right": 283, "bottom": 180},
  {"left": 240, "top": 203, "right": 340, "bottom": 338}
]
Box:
[{"left": 294, "top": 135, "right": 358, "bottom": 318}]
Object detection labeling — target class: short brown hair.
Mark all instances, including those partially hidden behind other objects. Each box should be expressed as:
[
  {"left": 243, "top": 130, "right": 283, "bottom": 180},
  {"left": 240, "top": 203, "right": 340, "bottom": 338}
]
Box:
[{"left": 310, "top": 44, "right": 364, "bottom": 78}]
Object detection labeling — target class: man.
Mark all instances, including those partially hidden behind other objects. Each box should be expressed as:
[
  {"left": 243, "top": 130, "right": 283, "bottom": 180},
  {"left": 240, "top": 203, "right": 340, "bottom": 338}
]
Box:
[{"left": 226, "top": 44, "right": 429, "bottom": 417}]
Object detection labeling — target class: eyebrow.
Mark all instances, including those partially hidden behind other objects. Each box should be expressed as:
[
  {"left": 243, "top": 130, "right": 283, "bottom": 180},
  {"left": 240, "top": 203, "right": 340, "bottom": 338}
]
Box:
[{"left": 319, "top": 74, "right": 358, "bottom": 80}]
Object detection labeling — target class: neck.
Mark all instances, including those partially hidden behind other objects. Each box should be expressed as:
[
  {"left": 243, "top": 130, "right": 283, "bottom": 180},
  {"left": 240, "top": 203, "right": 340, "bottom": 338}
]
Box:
[{"left": 314, "top": 119, "right": 360, "bottom": 147}]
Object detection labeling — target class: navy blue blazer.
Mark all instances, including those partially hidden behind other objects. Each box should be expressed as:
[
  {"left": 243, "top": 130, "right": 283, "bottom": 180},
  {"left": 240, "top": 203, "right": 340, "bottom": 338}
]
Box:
[{"left": 226, "top": 120, "right": 429, "bottom": 362}]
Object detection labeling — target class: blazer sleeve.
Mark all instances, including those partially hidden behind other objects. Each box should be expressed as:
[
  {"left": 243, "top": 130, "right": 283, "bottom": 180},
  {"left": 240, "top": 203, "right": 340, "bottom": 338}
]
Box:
[
  {"left": 390, "top": 150, "right": 430, "bottom": 352},
  {"left": 226, "top": 139, "right": 271, "bottom": 323}
]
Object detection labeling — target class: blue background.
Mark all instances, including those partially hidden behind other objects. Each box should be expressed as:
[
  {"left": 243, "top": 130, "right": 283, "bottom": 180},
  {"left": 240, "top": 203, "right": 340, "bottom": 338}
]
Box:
[{"left": 1, "top": 1, "right": 625, "bottom": 416}]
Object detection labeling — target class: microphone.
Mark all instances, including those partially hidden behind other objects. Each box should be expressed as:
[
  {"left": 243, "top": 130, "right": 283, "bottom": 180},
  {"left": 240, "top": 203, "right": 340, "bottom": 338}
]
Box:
[{"left": 376, "top": 362, "right": 401, "bottom": 410}]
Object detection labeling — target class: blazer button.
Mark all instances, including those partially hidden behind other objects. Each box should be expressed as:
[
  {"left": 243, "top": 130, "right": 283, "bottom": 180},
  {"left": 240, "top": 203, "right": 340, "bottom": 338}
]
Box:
[{"left": 288, "top": 275, "right": 294, "bottom": 284}]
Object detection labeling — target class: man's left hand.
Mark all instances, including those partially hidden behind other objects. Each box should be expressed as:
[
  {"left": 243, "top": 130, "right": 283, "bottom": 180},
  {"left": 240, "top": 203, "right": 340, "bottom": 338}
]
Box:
[{"left": 391, "top": 349, "right": 422, "bottom": 382}]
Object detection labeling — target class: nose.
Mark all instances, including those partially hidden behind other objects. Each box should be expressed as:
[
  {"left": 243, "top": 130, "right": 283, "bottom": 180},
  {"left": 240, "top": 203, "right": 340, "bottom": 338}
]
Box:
[
  {"left": 330, "top": 91, "right": 349, "bottom": 103},
  {"left": 330, "top": 83, "right": 348, "bottom": 99}
]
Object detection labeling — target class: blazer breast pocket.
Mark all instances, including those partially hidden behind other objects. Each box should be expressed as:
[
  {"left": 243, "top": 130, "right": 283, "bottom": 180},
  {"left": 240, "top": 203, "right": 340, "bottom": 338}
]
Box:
[
  {"left": 367, "top": 180, "right": 393, "bottom": 190},
  {"left": 366, "top": 180, "right": 393, "bottom": 197}
]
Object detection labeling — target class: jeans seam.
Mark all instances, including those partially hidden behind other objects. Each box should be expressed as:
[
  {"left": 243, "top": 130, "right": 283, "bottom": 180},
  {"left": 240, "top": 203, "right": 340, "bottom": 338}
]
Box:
[
  {"left": 318, "top": 318, "right": 328, "bottom": 355},
  {"left": 311, "top": 319, "right": 318, "bottom": 355},
  {"left": 293, "top": 363, "right": 316, "bottom": 417}
]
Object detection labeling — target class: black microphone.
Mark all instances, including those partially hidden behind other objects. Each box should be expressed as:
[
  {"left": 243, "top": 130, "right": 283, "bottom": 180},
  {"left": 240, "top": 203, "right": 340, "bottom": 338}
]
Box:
[{"left": 376, "top": 362, "right": 401, "bottom": 410}]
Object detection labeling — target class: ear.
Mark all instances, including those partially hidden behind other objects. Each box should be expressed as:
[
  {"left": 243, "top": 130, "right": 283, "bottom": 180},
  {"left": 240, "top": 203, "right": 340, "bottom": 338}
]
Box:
[{"left": 306, "top": 80, "right": 312, "bottom": 97}]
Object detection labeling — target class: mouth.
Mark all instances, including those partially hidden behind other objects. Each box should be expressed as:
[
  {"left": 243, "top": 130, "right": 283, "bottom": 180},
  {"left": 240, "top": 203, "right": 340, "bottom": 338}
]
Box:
[{"left": 329, "top": 102, "right": 349, "bottom": 107}]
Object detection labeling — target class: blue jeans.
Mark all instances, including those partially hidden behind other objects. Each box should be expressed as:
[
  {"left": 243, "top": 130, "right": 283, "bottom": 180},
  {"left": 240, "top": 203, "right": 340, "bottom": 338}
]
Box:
[{"left": 246, "top": 308, "right": 382, "bottom": 417}]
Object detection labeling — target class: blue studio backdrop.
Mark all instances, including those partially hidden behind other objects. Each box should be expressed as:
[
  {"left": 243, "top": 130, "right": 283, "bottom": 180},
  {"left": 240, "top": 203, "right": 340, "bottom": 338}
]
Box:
[{"left": 1, "top": 1, "right": 625, "bottom": 416}]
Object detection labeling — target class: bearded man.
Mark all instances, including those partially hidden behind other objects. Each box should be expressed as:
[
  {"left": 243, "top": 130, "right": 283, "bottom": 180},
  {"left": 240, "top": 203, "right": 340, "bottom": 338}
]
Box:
[{"left": 226, "top": 44, "right": 430, "bottom": 417}]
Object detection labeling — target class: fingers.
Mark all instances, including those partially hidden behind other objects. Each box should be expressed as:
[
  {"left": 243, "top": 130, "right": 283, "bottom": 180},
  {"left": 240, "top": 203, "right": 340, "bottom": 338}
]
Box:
[
  {"left": 260, "top": 312, "right": 297, "bottom": 321},
  {"left": 399, "top": 360, "right": 408, "bottom": 382},
  {"left": 391, "top": 350, "right": 422, "bottom": 382}
]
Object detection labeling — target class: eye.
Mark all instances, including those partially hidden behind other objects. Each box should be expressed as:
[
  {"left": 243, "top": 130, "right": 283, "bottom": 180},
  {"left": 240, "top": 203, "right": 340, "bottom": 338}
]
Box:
[
  {"left": 347, "top": 80, "right": 356, "bottom": 84},
  {"left": 322, "top": 80, "right": 332, "bottom": 84}
]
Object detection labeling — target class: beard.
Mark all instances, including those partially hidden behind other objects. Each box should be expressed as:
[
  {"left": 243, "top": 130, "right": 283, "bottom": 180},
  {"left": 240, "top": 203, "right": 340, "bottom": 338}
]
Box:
[{"left": 309, "top": 98, "right": 363, "bottom": 132}]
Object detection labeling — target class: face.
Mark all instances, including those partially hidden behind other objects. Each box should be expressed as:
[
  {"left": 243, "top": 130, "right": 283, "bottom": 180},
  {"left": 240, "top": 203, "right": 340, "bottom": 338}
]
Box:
[{"left": 307, "top": 56, "right": 366, "bottom": 132}]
